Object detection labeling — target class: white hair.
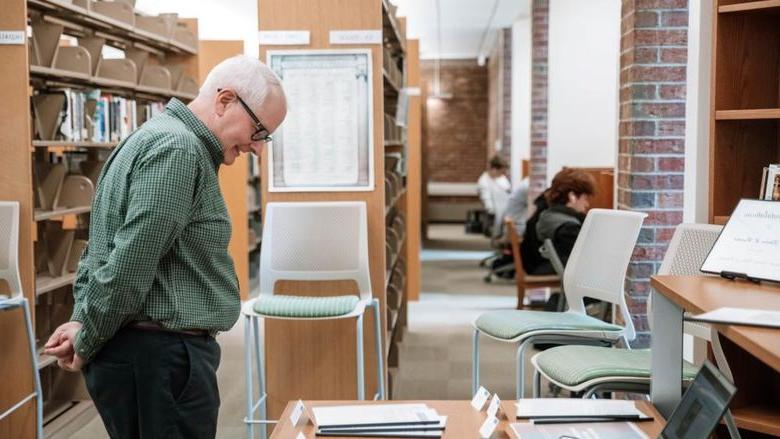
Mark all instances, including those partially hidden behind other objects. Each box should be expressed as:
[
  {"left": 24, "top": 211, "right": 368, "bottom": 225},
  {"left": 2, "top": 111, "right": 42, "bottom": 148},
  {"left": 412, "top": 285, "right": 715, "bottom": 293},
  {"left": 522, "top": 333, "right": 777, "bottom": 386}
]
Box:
[{"left": 199, "top": 55, "right": 286, "bottom": 111}]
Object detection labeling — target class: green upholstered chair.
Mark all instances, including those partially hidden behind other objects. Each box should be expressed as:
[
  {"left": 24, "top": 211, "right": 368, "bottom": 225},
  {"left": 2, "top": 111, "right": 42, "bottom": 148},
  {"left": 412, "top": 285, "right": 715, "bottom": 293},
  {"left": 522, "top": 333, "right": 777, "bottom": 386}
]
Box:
[
  {"left": 530, "top": 223, "right": 741, "bottom": 438},
  {"left": 241, "top": 202, "right": 384, "bottom": 439},
  {"left": 472, "top": 209, "right": 647, "bottom": 399}
]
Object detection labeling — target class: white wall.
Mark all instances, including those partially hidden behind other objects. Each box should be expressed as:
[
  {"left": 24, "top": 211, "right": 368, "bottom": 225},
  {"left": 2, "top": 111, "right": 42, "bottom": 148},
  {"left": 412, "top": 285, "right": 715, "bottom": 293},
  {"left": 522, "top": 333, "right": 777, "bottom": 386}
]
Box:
[
  {"left": 510, "top": 8, "right": 533, "bottom": 188},
  {"left": 546, "top": 0, "right": 621, "bottom": 184},
  {"left": 136, "top": 0, "right": 258, "bottom": 58}
]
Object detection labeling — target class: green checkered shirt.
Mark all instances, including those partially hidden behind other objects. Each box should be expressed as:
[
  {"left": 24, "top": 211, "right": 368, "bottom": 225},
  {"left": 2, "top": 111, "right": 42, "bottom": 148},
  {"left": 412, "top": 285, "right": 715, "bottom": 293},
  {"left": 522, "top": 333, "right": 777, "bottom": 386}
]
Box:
[{"left": 72, "top": 98, "right": 240, "bottom": 361}]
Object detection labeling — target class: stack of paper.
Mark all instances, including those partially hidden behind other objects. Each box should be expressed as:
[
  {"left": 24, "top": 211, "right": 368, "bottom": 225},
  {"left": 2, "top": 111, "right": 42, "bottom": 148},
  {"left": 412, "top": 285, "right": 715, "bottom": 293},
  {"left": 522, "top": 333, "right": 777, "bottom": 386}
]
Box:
[
  {"left": 515, "top": 398, "right": 652, "bottom": 422},
  {"left": 312, "top": 404, "right": 447, "bottom": 437},
  {"left": 510, "top": 421, "right": 649, "bottom": 439}
]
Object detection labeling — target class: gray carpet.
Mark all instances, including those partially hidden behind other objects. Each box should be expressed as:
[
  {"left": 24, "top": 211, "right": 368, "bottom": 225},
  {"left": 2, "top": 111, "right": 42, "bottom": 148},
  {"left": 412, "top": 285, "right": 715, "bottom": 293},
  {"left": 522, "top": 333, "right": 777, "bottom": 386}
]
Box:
[{"left": 60, "top": 224, "right": 543, "bottom": 438}]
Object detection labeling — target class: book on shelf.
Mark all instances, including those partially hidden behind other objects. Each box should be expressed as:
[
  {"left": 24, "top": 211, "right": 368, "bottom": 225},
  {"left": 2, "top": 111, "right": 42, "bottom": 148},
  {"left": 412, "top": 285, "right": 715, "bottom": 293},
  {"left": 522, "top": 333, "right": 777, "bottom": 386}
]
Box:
[{"left": 760, "top": 164, "right": 780, "bottom": 201}]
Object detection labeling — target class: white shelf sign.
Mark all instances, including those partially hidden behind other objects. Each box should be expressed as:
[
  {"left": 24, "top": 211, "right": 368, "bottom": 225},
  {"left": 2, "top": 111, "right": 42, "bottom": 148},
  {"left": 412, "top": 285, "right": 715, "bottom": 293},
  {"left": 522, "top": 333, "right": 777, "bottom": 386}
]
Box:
[
  {"left": 330, "top": 30, "right": 382, "bottom": 45},
  {"left": 258, "top": 31, "right": 310, "bottom": 46},
  {"left": 0, "top": 31, "right": 25, "bottom": 45}
]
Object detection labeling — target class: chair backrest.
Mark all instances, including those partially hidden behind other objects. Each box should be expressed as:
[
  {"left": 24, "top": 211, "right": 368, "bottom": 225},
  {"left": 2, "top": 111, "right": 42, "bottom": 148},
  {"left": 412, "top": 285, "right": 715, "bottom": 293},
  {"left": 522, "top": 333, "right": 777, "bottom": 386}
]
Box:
[
  {"left": 0, "top": 201, "right": 22, "bottom": 298},
  {"left": 259, "top": 201, "right": 371, "bottom": 300},
  {"left": 649, "top": 223, "right": 723, "bottom": 335},
  {"left": 563, "top": 209, "right": 647, "bottom": 341}
]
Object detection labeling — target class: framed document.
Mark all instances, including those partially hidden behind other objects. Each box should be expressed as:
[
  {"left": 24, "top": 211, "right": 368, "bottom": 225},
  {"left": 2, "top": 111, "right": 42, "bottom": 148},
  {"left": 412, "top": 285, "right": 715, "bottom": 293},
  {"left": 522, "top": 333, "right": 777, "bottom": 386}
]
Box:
[
  {"left": 701, "top": 199, "right": 780, "bottom": 283},
  {"left": 267, "top": 49, "right": 374, "bottom": 192}
]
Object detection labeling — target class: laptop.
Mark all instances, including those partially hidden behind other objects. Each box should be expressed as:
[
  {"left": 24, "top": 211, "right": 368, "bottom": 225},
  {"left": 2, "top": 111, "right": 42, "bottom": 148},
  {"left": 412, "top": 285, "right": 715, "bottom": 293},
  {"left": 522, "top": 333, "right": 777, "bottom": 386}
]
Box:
[{"left": 659, "top": 360, "right": 737, "bottom": 439}]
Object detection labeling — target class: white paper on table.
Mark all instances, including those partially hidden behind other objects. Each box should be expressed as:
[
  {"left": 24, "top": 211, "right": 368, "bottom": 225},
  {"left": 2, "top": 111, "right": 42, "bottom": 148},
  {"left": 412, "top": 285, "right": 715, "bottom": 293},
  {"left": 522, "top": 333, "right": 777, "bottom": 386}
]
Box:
[
  {"left": 688, "top": 307, "right": 780, "bottom": 329},
  {"left": 281, "top": 67, "right": 360, "bottom": 186},
  {"left": 700, "top": 199, "right": 780, "bottom": 282},
  {"left": 319, "top": 416, "right": 447, "bottom": 432},
  {"left": 515, "top": 399, "right": 650, "bottom": 419},
  {"left": 311, "top": 404, "right": 439, "bottom": 428},
  {"left": 316, "top": 429, "right": 442, "bottom": 437},
  {"left": 510, "top": 421, "right": 649, "bottom": 439}
]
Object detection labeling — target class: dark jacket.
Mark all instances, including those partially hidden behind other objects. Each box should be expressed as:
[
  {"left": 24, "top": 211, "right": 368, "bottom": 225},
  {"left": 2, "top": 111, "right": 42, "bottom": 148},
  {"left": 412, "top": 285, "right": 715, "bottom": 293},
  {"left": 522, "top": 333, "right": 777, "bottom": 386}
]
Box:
[
  {"left": 520, "top": 193, "right": 552, "bottom": 274},
  {"left": 535, "top": 204, "right": 586, "bottom": 266}
]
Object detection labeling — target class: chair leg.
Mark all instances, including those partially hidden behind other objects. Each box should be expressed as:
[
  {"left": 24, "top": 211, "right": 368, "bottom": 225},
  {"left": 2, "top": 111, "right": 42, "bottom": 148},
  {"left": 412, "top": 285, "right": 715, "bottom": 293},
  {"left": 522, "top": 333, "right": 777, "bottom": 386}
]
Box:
[
  {"left": 372, "top": 300, "right": 386, "bottom": 400},
  {"left": 356, "top": 313, "right": 365, "bottom": 400},
  {"left": 532, "top": 369, "right": 541, "bottom": 398},
  {"left": 516, "top": 339, "right": 533, "bottom": 400},
  {"left": 21, "top": 299, "right": 43, "bottom": 439},
  {"left": 244, "top": 315, "right": 254, "bottom": 439},
  {"left": 724, "top": 409, "right": 741, "bottom": 439},
  {"left": 252, "top": 317, "right": 267, "bottom": 439},
  {"left": 472, "top": 329, "right": 480, "bottom": 397}
]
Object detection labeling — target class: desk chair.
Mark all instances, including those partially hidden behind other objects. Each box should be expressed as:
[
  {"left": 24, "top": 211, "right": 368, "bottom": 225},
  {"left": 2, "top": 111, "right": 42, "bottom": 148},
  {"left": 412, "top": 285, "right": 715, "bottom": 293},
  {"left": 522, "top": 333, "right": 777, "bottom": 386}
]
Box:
[
  {"left": 530, "top": 223, "right": 741, "bottom": 438},
  {"left": 0, "top": 202, "right": 43, "bottom": 439},
  {"left": 505, "top": 219, "right": 559, "bottom": 309},
  {"left": 241, "top": 202, "right": 385, "bottom": 439},
  {"left": 472, "top": 209, "right": 647, "bottom": 399}
]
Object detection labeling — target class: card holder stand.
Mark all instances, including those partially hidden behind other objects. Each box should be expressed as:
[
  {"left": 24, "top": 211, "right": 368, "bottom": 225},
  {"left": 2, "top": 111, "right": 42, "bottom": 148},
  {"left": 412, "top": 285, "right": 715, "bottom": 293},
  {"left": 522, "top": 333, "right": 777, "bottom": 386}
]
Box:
[
  {"left": 32, "top": 93, "right": 66, "bottom": 141},
  {"left": 56, "top": 175, "right": 95, "bottom": 209},
  {"left": 90, "top": 0, "right": 135, "bottom": 27},
  {"left": 34, "top": 162, "right": 67, "bottom": 211}
]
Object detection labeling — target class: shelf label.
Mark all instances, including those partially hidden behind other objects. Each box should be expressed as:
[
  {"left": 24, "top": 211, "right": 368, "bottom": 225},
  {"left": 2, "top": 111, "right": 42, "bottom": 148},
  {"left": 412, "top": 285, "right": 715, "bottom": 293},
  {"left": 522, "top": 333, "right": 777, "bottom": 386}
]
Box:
[
  {"left": 258, "top": 30, "right": 310, "bottom": 46},
  {"left": 486, "top": 394, "right": 501, "bottom": 419},
  {"left": 330, "top": 30, "right": 382, "bottom": 45},
  {"left": 0, "top": 31, "right": 25, "bottom": 45},
  {"left": 471, "top": 386, "right": 491, "bottom": 410}
]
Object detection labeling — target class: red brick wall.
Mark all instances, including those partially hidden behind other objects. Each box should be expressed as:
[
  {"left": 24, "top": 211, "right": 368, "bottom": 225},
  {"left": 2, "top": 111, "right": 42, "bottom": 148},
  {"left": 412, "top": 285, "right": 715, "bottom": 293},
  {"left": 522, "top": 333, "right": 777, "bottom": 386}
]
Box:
[
  {"left": 530, "top": 0, "right": 549, "bottom": 200},
  {"left": 618, "top": 0, "right": 688, "bottom": 347},
  {"left": 488, "top": 28, "right": 514, "bottom": 164},
  {"left": 422, "top": 59, "right": 489, "bottom": 183}
]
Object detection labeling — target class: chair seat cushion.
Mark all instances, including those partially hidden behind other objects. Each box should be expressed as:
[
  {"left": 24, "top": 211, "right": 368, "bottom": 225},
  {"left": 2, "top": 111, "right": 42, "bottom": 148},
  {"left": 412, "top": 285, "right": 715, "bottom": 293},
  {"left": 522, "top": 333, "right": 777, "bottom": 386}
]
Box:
[
  {"left": 253, "top": 295, "right": 360, "bottom": 318},
  {"left": 475, "top": 310, "right": 622, "bottom": 340},
  {"left": 535, "top": 345, "right": 699, "bottom": 387}
]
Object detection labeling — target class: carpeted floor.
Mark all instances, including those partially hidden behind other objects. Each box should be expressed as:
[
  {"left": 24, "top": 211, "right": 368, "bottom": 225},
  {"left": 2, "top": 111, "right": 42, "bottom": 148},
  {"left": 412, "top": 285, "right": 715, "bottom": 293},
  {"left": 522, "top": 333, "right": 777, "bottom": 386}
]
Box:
[{"left": 60, "top": 224, "right": 543, "bottom": 438}]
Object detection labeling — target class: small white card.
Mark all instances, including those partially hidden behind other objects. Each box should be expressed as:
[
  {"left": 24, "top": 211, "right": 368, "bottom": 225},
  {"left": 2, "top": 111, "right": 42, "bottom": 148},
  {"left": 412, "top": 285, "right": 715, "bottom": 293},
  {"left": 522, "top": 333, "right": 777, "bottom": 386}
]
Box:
[
  {"left": 258, "top": 30, "right": 310, "bottom": 46},
  {"left": 486, "top": 394, "right": 501, "bottom": 419},
  {"left": 479, "top": 415, "right": 499, "bottom": 438},
  {"left": 329, "top": 30, "right": 382, "bottom": 45},
  {"left": 471, "top": 386, "right": 491, "bottom": 410},
  {"left": 290, "top": 400, "right": 305, "bottom": 426},
  {"left": 0, "top": 31, "right": 25, "bottom": 45}
]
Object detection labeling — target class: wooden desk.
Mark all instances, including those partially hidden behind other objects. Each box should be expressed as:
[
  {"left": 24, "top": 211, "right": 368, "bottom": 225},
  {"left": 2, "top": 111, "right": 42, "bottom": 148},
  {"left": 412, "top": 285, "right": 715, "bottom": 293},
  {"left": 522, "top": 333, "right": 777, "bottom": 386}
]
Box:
[
  {"left": 271, "top": 400, "right": 665, "bottom": 438},
  {"left": 650, "top": 275, "right": 780, "bottom": 436}
]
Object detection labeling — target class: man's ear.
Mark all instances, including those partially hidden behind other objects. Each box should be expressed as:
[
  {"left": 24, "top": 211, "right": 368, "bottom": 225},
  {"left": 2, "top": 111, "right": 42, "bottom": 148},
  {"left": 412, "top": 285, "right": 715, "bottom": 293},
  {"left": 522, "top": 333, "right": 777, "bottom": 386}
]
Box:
[{"left": 214, "top": 89, "right": 235, "bottom": 117}]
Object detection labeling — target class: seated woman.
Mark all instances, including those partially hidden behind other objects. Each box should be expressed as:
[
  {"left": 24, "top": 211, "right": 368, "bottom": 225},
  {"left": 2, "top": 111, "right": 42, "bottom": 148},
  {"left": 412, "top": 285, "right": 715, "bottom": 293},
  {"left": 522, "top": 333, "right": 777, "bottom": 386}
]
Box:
[{"left": 536, "top": 168, "right": 596, "bottom": 266}]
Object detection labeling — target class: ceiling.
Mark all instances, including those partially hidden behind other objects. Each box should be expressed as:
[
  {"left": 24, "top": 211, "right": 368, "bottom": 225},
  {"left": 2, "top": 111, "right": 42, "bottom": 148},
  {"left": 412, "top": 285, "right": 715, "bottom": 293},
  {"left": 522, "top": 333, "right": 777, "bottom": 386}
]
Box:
[{"left": 391, "top": 0, "right": 530, "bottom": 60}]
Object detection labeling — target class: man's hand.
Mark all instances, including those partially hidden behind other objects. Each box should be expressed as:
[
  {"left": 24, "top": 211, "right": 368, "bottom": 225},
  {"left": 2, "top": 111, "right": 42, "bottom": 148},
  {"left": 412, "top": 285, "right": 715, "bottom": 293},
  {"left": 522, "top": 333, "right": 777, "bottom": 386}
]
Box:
[{"left": 44, "top": 321, "right": 85, "bottom": 372}]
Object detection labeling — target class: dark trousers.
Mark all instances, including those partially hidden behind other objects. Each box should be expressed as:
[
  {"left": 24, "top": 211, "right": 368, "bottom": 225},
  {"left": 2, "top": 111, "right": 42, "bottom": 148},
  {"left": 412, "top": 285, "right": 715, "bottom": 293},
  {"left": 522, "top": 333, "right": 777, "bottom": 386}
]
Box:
[{"left": 83, "top": 327, "right": 221, "bottom": 439}]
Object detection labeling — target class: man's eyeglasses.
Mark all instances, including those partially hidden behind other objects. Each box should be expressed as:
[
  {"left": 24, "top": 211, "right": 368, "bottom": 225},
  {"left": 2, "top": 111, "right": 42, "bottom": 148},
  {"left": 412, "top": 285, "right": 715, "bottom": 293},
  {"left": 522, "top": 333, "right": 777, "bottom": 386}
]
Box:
[{"left": 217, "top": 88, "right": 273, "bottom": 142}]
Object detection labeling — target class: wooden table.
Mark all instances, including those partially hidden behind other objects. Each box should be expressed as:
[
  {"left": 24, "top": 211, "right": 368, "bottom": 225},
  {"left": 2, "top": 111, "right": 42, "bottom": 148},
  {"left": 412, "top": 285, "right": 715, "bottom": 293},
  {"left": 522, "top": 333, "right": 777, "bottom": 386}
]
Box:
[
  {"left": 650, "top": 275, "right": 780, "bottom": 436},
  {"left": 271, "top": 400, "right": 665, "bottom": 438}
]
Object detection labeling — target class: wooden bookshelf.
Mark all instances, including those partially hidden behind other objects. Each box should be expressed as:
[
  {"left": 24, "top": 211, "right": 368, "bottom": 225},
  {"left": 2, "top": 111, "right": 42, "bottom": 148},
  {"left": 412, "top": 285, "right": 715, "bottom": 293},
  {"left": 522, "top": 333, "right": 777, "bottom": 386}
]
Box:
[
  {"left": 707, "top": 4, "right": 780, "bottom": 435},
  {"left": 709, "top": 1, "right": 780, "bottom": 221},
  {"left": 0, "top": 1, "right": 201, "bottom": 435}
]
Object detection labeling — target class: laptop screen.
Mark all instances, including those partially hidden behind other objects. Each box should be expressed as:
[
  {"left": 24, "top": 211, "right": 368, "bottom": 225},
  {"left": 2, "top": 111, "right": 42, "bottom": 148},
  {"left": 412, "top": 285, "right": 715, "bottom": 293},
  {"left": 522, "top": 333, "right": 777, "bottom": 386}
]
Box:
[{"left": 660, "top": 361, "right": 737, "bottom": 439}]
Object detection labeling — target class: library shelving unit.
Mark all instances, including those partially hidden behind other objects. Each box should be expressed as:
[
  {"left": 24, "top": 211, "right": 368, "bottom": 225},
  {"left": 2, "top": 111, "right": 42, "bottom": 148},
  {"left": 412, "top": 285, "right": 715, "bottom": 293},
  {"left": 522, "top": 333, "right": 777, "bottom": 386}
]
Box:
[
  {"left": 197, "top": 39, "right": 254, "bottom": 300},
  {"left": 256, "top": 0, "right": 421, "bottom": 418},
  {"left": 709, "top": 1, "right": 780, "bottom": 435},
  {"left": 1, "top": 0, "right": 200, "bottom": 435}
]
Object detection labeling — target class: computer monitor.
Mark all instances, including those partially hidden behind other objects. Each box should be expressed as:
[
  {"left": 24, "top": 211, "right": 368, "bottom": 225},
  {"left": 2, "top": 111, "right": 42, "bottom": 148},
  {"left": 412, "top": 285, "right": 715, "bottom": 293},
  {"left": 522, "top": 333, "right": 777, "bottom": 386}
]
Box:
[{"left": 660, "top": 361, "right": 737, "bottom": 439}]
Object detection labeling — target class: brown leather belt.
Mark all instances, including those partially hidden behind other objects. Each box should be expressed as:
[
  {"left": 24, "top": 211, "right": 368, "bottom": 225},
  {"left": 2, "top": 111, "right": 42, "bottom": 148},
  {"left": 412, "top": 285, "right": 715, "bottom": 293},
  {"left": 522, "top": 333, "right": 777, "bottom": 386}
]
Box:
[{"left": 127, "top": 321, "right": 209, "bottom": 337}]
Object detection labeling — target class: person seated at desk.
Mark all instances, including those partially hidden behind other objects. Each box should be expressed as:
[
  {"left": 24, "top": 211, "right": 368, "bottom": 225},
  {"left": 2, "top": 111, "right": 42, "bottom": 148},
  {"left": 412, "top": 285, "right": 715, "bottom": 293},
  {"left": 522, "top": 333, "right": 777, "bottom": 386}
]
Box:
[
  {"left": 477, "top": 155, "right": 511, "bottom": 216},
  {"left": 536, "top": 168, "right": 595, "bottom": 266}
]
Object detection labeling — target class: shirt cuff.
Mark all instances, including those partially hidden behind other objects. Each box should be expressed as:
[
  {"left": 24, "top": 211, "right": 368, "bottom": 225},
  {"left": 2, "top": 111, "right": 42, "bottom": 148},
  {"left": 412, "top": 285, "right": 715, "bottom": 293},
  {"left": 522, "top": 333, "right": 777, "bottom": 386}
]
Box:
[
  {"left": 74, "top": 327, "right": 105, "bottom": 362},
  {"left": 70, "top": 302, "right": 86, "bottom": 323}
]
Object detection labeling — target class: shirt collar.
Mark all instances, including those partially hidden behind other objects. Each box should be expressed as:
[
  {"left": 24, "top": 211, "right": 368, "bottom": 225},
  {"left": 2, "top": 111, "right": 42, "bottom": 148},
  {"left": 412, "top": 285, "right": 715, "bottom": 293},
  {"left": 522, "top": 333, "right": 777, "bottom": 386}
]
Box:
[{"left": 165, "top": 98, "right": 224, "bottom": 169}]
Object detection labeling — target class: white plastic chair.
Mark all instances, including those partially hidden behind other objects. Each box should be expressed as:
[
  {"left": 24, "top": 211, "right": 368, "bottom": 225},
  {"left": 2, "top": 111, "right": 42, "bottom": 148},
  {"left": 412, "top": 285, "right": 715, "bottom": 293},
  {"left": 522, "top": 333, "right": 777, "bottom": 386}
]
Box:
[
  {"left": 241, "top": 201, "right": 385, "bottom": 439},
  {"left": 472, "top": 209, "right": 647, "bottom": 399},
  {"left": 0, "top": 201, "right": 43, "bottom": 439},
  {"left": 530, "top": 223, "right": 740, "bottom": 438}
]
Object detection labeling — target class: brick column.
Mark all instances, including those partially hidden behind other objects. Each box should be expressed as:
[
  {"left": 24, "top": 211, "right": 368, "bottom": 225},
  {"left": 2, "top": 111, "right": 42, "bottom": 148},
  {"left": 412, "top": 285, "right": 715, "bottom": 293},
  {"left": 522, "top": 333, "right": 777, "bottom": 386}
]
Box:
[
  {"left": 529, "top": 0, "right": 549, "bottom": 200},
  {"left": 618, "top": 0, "right": 688, "bottom": 346}
]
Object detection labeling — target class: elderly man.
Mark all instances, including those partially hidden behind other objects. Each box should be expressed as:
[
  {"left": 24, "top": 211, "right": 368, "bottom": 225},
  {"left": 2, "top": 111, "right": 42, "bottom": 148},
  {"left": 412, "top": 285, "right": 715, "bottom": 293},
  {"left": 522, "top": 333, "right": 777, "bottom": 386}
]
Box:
[{"left": 43, "top": 55, "right": 287, "bottom": 438}]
